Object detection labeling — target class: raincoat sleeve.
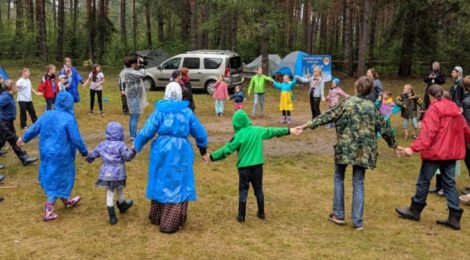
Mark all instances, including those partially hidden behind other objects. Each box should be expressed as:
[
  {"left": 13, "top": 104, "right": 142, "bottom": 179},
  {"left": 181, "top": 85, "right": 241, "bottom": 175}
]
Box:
[
  {"left": 66, "top": 120, "right": 88, "bottom": 156},
  {"left": 86, "top": 145, "right": 101, "bottom": 163},
  {"left": 411, "top": 106, "right": 440, "bottom": 152},
  {"left": 338, "top": 88, "right": 350, "bottom": 98},
  {"left": 134, "top": 112, "right": 160, "bottom": 152},
  {"left": 189, "top": 113, "right": 208, "bottom": 155},
  {"left": 375, "top": 108, "right": 398, "bottom": 148},
  {"left": 73, "top": 67, "right": 84, "bottom": 83},
  {"left": 210, "top": 135, "right": 241, "bottom": 161},
  {"left": 120, "top": 143, "right": 137, "bottom": 161},
  {"left": 272, "top": 81, "right": 283, "bottom": 90},
  {"left": 22, "top": 117, "right": 43, "bottom": 143},
  {"left": 262, "top": 75, "right": 273, "bottom": 82},
  {"left": 262, "top": 127, "right": 290, "bottom": 140},
  {"left": 247, "top": 77, "right": 255, "bottom": 95},
  {"left": 294, "top": 75, "right": 311, "bottom": 84}
]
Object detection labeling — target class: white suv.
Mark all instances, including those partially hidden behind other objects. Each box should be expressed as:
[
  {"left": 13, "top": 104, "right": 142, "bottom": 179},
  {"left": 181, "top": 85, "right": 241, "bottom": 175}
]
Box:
[{"left": 143, "top": 50, "right": 244, "bottom": 94}]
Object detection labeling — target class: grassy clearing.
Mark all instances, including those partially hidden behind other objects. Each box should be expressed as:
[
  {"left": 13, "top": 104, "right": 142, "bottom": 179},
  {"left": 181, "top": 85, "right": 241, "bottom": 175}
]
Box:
[{"left": 0, "top": 65, "right": 467, "bottom": 259}]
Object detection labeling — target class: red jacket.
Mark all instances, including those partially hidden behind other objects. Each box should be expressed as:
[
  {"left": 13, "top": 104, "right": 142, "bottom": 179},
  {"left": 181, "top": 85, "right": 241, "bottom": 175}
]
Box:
[
  {"left": 38, "top": 74, "right": 59, "bottom": 99},
  {"left": 411, "top": 98, "right": 470, "bottom": 160}
]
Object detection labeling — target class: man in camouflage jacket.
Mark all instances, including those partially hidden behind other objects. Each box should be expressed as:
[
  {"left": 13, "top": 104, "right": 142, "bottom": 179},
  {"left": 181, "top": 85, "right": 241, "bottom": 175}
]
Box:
[{"left": 298, "top": 76, "right": 398, "bottom": 230}]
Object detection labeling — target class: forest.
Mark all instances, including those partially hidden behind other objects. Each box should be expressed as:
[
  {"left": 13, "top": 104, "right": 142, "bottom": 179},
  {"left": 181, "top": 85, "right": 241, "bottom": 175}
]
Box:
[{"left": 0, "top": 0, "right": 470, "bottom": 77}]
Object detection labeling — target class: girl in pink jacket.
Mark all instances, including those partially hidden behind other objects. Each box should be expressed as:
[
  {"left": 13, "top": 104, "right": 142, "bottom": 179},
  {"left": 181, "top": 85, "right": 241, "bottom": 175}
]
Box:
[
  {"left": 213, "top": 75, "right": 229, "bottom": 116},
  {"left": 325, "top": 78, "right": 350, "bottom": 128}
]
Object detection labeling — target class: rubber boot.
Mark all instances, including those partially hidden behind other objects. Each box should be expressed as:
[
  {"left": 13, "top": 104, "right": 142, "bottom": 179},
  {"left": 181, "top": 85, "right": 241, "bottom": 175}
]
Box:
[
  {"left": 237, "top": 202, "right": 246, "bottom": 223},
  {"left": 61, "top": 196, "right": 81, "bottom": 208},
  {"left": 107, "top": 206, "right": 118, "bottom": 225},
  {"left": 437, "top": 208, "right": 464, "bottom": 230},
  {"left": 20, "top": 154, "right": 38, "bottom": 166},
  {"left": 256, "top": 199, "right": 265, "bottom": 220},
  {"left": 395, "top": 198, "right": 426, "bottom": 221},
  {"left": 44, "top": 202, "right": 58, "bottom": 221},
  {"left": 116, "top": 199, "right": 133, "bottom": 213}
]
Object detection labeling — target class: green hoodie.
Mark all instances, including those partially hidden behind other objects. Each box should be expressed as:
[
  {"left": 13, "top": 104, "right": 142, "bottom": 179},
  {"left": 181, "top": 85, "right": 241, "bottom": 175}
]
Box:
[
  {"left": 247, "top": 74, "right": 273, "bottom": 94},
  {"left": 210, "top": 110, "right": 290, "bottom": 168}
]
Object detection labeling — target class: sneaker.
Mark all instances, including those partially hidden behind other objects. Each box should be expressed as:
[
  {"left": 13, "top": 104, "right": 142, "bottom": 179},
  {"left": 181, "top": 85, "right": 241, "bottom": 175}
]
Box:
[
  {"left": 88, "top": 111, "right": 93, "bottom": 115},
  {"left": 100, "top": 111, "right": 105, "bottom": 116},
  {"left": 459, "top": 194, "right": 470, "bottom": 204},
  {"left": 328, "top": 213, "right": 346, "bottom": 225},
  {"left": 0, "top": 150, "right": 7, "bottom": 157},
  {"left": 44, "top": 203, "right": 58, "bottom": 221},
  {"left": 280, "top": 116, "right": 287, "bottom": 124},
  {"left": 354, "top": 225, "right": 364, "bottom": 231},
  {"left": 61, "top": 196, "right": 81, "bottom": 208},
  {"left": 411, "top": 134, "right": 417, "bottom": 139},
  {"left": 0, "top": 175, "right": 4, "bottom": 183},
  {"left": 437, "top": 189, "right": 444, "bottom": 196},
  {"left": 0, "top": 164, "right": 4, "bottom": 170}
]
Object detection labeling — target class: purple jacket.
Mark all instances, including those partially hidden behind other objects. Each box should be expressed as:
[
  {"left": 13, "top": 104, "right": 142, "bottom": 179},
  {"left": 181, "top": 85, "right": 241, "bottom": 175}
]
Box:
[{"left": 88, "top": 122, "right": 136, "bottom": 181}]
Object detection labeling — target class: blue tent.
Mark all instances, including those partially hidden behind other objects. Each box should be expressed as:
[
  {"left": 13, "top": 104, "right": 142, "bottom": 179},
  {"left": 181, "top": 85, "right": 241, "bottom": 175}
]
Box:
[
  {"left": 272, "top": 51, "right": 308, "bottom": 77},
  {"left": 0, "top": 66, "right": 9, "bottom": 80}
]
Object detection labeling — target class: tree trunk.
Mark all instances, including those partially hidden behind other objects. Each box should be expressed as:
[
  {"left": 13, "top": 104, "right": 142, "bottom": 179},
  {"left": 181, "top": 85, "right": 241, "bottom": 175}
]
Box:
[
  {"left": 132, "top": 0, "right": 137, "bottom": 51},
  {"left": 97, "top": 0, "right": 106, "bottom": 63},
  {"left": 357, "top": 0, "right": 370, "bottom": 76},
  {"left": 157, "top": 3, "right": 164, "bottom": 43},
  {"left": 52, "top": 0, "right": 56, "bottom": 29},
  {"left": 180, "top": 0, "right": 191, "bottom": 42},
  {"left": 7, "top": 0, "right": 12, "bottom": 21},
  {"left": 36, "top": 0, "right": 48, "bottom": 60},
  {"left": 287, "top": 0, "right": 294, "bottom": 49},
  {"left": 189, "top": 0, "right": 197, "bottom": 50},
  {"left": 86, "top": 0, "right": 96, "bottom": 61},
  {"left": 145, "top": 1, "right": 152, "bottom": 49},
  {"left": 398, "top": 7, "right": 417, "bottom": 77},
  {"left": 12, "top": 0, "right": 24, "bottom": 57},
  {"left": 368, "top": 0, "right": 378, "bottom": 67},
  {"left": 230, "top": 12, "right": 238, "bottom": 51},
  {"left": 56, "top": 0, "right": 65, "bottom": 61},
  {"left": 25, "top": 0, "right": 34, "bottom": 32},
  {"left": 120, "top": 0, "right": 127, "bottom": 51},
  {"left": 319, "top": 12, "right": 327, "bottom": 53},
  {"left": 343, "top": 0, "right": 353, "bottom": 76},
  {"left": 303, "top": 0, "right": 312, "bottom": 52}
]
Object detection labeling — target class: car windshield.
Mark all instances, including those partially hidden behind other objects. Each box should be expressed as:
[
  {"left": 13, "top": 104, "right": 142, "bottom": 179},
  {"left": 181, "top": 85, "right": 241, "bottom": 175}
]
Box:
[{"left": 162, "top": 58, "right": 181, "bottom": 70}]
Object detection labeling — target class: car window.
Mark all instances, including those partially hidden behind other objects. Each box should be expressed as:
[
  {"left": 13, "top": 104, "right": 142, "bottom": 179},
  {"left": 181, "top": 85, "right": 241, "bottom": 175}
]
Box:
[
  {"left": 182, "top": 57, "right": 200, "bottom": 69},
  {"left": 204, "top": 58, "right": 223, "bottom": 69},
  {"left": 229, "top": 56, "right": 242, "bottom": 73},
  {"left": 162, "top": 58, "right": 181, "bottom": 70}
]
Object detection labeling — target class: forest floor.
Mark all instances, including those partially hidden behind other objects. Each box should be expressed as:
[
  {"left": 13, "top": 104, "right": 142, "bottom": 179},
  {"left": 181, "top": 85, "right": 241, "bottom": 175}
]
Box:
[{"left": 0, "top": 65, "right": 467, "bottom": 259}]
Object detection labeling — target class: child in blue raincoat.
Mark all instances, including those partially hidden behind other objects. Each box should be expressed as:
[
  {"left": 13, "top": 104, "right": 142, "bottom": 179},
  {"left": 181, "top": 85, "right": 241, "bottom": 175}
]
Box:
[
  {"left": 59, "top": 57, "right": 84, "bottom": 103},
  {"left": 18, "top": 91, "right": 88, "bottom": 221}
]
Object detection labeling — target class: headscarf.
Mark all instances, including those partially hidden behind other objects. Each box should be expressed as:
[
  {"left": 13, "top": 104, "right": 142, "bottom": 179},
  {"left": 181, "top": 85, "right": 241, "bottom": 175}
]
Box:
[{"left": 164, "top": 82, "right": 182, "bottom": 101}]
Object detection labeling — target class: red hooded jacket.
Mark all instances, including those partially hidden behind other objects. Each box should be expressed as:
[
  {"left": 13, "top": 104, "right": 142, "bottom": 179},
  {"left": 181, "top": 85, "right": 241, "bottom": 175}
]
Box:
[
  {"left": 411, "top": 98, "right": 470, "bottom": 160},
  {"left": 38, "top": 74, "right": 59, "bottom": 99}
]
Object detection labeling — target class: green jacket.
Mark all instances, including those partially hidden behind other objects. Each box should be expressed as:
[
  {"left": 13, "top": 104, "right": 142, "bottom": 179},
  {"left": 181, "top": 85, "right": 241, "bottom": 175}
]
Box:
[
  {"left": 247, "top": 74, "right": 273, "bottom": 94},
  {"left": 306, "top": 96, "right": 397, "bottom": 169},
  {"left": 211, "top": 110, "right": 290, "bottom": 168}
]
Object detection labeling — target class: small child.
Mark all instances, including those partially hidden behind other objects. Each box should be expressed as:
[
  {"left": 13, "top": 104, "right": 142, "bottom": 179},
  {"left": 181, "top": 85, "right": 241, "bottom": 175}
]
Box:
[
  {"left": 205, "top": 110, "right": 301, "bottom": 223},
  {"left": 38, "top": 64, "right": 59, "bottom": 110},
  {"left": 58, "top": 75, "right": 69, "bottom": 91},
  {"left": 375, "top": 89, "right": 401, "bottom": 134},
  {"left": 229, "top": 85, "right": 244, "bottom": 110},
  {"left": 213, "top": 75, "right": 229, "bottom": 116},
  {"left": 86, "top": 122, "right": 136, "bottom": 225},
  {"left": 395, "top": 84, "right": 424, "bottom": 139},
  {"left": 273, "top": 75, "right": 297, "bottom": 124},
  {"left": 16, "top": 68, "right": 40, "bottom": 129},
  {"left": 325, "top": 78, "right": 350, "bottom": 128},
  {"left": 83, "top": 64, "right": 105, "bottom": 115}
]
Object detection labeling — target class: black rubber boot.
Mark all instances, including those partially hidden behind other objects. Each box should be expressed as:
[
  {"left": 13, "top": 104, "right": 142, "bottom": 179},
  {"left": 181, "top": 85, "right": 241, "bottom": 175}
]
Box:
[
  {"left": 256, "top": 199, "right": 265, "bottom": 220},
  {"left": 20, "top": 154, "right": 38, "bottom": 166},
  {"left": 107, "top": 206, "right": 118, "bottom": 225},
  {"left": 116, "top": 199, "right": 133, "bottom": 213},
  {"left": 237, "top": 202, "right": 246, "bottom": 223},
  {"left": 437, "top": 208, "right": 464, "bottom": 230},
  {"left": 395, "top": 198, "right": 426, "bottom": 221}
]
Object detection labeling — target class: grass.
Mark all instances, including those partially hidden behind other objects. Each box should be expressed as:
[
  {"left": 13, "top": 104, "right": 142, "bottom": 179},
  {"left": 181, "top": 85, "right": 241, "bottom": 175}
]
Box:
[{"left": 0, "top": 64, "right": 467, "bottom": 259}]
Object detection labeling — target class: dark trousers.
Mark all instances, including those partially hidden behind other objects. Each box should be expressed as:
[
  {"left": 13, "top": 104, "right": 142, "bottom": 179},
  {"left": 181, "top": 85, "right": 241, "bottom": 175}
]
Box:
[
  {"left": 90, "top": 89, "right": 103, "bottom": 112},
  {"left": 465, "top": 148, "right": 470, "bottom": 179},
  {"left": 45, "top": 98, "right": 55, "bottom": 110},
  {"left": 281, "top": 110, "right": 291, "bottom": 116},
  {"left": 310, "top": 96, "right": 321, "bottom": 119},
  {"left": 18, "top": 101, "right": 38, "bottom": 129},
  {"left": 413, "top": 160, "right": 460, "bottom": 210},
  {"left": 121, "top": 94, "right": 129, "bottom": 113},
  {"left": 0, "top": 120, "right": 26, "bottom": 159},
  {"left": 238, "top": 165, "right": 264, "bottom": 203}
]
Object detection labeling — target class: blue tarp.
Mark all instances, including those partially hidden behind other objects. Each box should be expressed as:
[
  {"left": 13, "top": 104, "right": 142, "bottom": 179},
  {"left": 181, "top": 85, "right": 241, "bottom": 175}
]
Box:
[
  {"left": 0, "top": 66, "right": 10, "bottom": 80},
  {"left": 272, "top": 51, "right": 308, "bottom": 77}
]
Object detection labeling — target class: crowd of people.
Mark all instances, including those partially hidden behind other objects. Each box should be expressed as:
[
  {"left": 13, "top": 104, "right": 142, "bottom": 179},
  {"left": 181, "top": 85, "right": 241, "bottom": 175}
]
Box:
[{"left": 1, "top": 58, "right": 470, "bottom": 234}]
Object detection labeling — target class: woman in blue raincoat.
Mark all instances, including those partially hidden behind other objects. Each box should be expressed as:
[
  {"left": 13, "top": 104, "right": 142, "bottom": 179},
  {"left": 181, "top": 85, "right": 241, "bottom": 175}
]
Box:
[
  {"left": 59, "top": 57, "right": 84, "bottom": 103},
  {"left": 18, "top": 91, "right": 88, "bottom": 221},
  {"left": 134, "top": 82, "right": 208, "bottom": 233}
]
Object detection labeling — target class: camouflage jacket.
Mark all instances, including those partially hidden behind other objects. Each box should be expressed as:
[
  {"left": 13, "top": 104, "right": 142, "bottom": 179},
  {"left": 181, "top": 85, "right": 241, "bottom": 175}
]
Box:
[{"left": 306, "top": 96, "right": 397, "bottom": 169}]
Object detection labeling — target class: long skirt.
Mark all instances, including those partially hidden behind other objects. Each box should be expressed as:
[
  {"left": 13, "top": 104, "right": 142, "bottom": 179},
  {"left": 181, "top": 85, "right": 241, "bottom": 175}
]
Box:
[{"left": 149, "top": 200, "right": 188, "bottom": 233}]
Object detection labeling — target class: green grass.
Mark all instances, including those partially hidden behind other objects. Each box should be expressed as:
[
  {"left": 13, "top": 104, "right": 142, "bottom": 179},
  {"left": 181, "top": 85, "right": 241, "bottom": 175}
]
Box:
[{"left": 0, "top": 65, "right": 467, "bottom": 259}]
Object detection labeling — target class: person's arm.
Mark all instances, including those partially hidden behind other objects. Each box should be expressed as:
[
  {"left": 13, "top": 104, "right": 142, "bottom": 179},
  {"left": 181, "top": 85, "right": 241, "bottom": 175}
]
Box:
[
  {"left": 300, "top": 102, "right": 344, "bottom": 130},
  {"left": 210, "top": 135, "right": 241, "bottom": 161},
  {"left": 294, "top": 75, "right": 311, "bottom": 83},
  {"left": 82, "top": 73, "right": 91, "bottom": 87},
  {"left": 320, "top": 80, "right": 325, "bottom": 100},
  {"left": 134, "top": 112, "right": 160, "bottom": 152},
  {"left": 86, "top": 146, "right": 101, "bottom": 163},
  {"left": 120, "top": 143, "right": 137, "bottom": 161},
  {"left": 394, "top": 95, "right": 404, "bottom": 107},
  {"left": 247, "top": 78, "right": 254, "bottom": 95},
  {"left": 224, "top": 83, "right": 229, "bottom": 99},
  {"left": 410, "top": 106, "right": 440, "bottom": 152},
  {"left": 21, "top": 116, "right": 43, "bottom": 143},
  {"left": 272, "top": 81, "right": 283, "bottom": 90},
  {"left": 455, "top": 85, "right": 464, "bottom": 107},
  {"left": 261, "top": 127, "right": 290, "bottom": 140},
  {"left": 189, "top": 112, "right": 208, "bottom": 155},
  {"left": 66, "top": 119, "right": 88, "bottom": 156},
  {"left": 435, "top": 72, "right": 445, "bottom": 85},
  {"left": 375, "top": 80, "right": 384, "bottom": 100},
  {"left": 262, "top": 75, "right": 274, "bottom": 82},
  {"left": 338, "top": 88, "right": 350, "bottom": 98},
  {"left": 376, "top": 108, "right": 398, "bottom": 148}
]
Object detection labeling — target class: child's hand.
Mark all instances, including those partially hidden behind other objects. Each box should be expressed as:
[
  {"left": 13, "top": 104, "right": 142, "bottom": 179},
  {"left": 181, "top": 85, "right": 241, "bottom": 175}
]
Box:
[
  {"left": 202, "top": 154, "right": 210, "bottom": 163},
  {"left": 290, "top": 128, "right": 303, "bottom": 136},
  {"left": 16, "top": 138, "right": 25, "bottom": 146}
]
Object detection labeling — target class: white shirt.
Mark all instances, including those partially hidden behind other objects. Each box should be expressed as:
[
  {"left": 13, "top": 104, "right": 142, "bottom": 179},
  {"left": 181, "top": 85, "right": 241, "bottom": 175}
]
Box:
[
  {"left": 89, "top": 72, "right": 104, "bottom": 91},
  {"left": 16, "top": 78, "right": 33, "bottom": 102}
]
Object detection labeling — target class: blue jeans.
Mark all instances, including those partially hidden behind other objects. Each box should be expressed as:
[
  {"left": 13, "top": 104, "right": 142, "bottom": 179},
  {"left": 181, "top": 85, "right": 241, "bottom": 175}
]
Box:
[
  {"left": 46, "top": 98, "right": 55, "bottom": 110},
  {"left": 403, "top": 117, "right": 418, "bottom": 129},
  {"left": 333, "top": 164, "right": 366, "bottom": 227},
  {"left": 129, "top": 113, "right": 140, "bottom": 138},
  {"left": 252, "top": 93, "right": 265, "bottom": 115},
  {"left": 413, "top": 160, "right": 460, "bottom": 210},
  {"left": 214, "top": 99, "right": 224, "bottom": 114}
]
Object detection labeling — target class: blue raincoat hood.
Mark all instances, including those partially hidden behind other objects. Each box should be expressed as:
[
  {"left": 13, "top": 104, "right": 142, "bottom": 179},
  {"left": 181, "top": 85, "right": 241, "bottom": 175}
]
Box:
[
  {"left": 106, "top": 122, "right": 124, "bottom": 141},
  {"left": 55, "top": 91, "right": 75, "bottom": 115},
  {"left": 156, "top": 100, "right": 190, "bottom": 113}
]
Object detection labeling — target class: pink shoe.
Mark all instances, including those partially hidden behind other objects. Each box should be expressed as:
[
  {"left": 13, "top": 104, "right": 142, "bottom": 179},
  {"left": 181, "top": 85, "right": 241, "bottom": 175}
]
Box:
[
  {"left": 44, "top": 203, "right": 58, "bottom": 221},
  {"left": 61, "top": 196, "right": 81, "bottom": 208}
]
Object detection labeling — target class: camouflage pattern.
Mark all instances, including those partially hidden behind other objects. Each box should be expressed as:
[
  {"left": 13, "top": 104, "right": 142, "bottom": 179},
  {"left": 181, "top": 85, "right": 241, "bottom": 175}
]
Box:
[
  {"left": 395, "top": 94, "right": 424, "bottom": 119},
  {"left": 306, "top": 96, "right": 397, "bottom": 169}
]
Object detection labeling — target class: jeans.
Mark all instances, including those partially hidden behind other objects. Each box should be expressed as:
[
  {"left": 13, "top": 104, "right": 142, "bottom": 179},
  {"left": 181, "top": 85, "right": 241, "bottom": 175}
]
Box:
[
  {"left": 413, "top": 160, "right": 460, "bottom": 210},
  {"left": 46, "top": 98, "right": 55, "bottom": 110},
  {"left": 90, "top": 89, "right": 103, "bottom": 112},
  {"left": 214, "top": 99, "right": 224, "bottom": 114},
  {"left": 403, "top": 117, "right": 418, "bottom": 129},
  {"left": 129, "top": 113, "right": 140, "bottom": 138},
  {"left": 18, "top": 101, "right": 38, "bottom": 129},
  {"left": 333, "top": 164, "right": 366, "bottom": 227},
  {"left": 310, "top": 95, "right": 321, "bottom": 119},
  {"left": 238, "top": 165, "right": 264, "bottom": 203},
  {"left": 252, "top": 93, "right": 265, "bottom": 115}
]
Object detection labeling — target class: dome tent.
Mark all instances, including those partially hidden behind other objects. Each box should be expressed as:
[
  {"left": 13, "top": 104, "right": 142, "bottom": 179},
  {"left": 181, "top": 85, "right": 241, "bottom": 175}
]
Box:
[
  {"left": 244, "top": 54, "right": 281, "bottom": 76},
  {"left": 0, "top": 66, "right": 10, "bottom": 80},
  {"left": 272, "top": 51, "right": 308, "bottom": 77}
]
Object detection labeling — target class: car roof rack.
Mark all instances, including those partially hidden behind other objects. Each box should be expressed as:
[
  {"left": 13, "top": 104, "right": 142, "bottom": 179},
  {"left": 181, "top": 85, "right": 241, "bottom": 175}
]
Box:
[{"left": 185, "top": 49, "right": 237, "bottom": 55}]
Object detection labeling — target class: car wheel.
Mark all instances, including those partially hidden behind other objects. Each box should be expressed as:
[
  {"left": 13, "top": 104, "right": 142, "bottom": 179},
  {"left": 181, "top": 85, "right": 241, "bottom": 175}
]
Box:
[
  {"left": 143, "top": 77, "right": 155, "bottom": 91},
  {"left": 205, "top": 80, "right": 216, "bottom": 94}
]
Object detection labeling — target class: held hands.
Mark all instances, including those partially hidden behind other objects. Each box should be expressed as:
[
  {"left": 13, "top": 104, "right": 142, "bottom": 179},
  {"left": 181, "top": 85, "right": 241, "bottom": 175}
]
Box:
[
  {"left": 16, "top": 138, "right": 25, "bottom": 146},
  {"left": 290, "top": 127, "right": 303, "bottom": 136},
  {"left": 202, "top": 153, "right": 210, "bottom": 163},
  {"left": 395, "top": 146, "right": 414, "bottom": 157}
]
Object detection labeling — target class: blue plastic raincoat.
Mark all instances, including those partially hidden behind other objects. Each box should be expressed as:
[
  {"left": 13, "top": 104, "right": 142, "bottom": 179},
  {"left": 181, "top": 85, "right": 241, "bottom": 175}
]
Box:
[
  {"left": 22, "top": 91, "right": 88, "bottom": 199},
  {"left": 60, "top": 66, "right": 83, "bottom": 103},
  {"left": 134, "top": 100, "right": 208, "bottom": 203}
]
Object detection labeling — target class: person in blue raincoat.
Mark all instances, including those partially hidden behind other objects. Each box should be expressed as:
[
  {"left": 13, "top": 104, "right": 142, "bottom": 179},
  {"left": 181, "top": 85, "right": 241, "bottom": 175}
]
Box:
[
  {"left": 134, "top": 82, "right": 208, "bottom": 234},
  {"left": 59, "top": 57, "right": 84, "bottom": 103},
  {"left": 17, "top": 91, "right": 88, "bottom": 221}
]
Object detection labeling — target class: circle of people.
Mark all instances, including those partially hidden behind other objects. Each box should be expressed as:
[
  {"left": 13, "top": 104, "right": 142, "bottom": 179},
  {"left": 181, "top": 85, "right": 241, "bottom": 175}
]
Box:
[{"left": 0, "top": 58, "right": 469, "bottom": 233}]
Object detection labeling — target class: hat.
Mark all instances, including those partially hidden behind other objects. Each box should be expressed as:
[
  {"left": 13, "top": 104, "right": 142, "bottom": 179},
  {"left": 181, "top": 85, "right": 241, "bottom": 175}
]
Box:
[
  {"left": 332, "top": 78, "right": 340, "bottom": 86},
  {"left": 454, "top": 66, "right": 463, "bottom": 77}
]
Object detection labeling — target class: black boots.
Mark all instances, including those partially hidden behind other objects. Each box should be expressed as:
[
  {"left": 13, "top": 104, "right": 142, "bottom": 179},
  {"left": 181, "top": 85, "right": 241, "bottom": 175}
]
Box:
[
  {"left": 107, "top": 206, "right": 118, "bottom": 225},
  {"left": 116, "top": 199, "right": 133, "bottom": 213},
  {"left": 257, "top": 199, "right": 265, "bottom": 220},
  {"left": 237, "top": 202, "right": 246, "bottom": 223},
  {"left": 437, "top": 208, "right": 464, "bottom": 230},
  {"left": 20, "top": 154, "right": 38, "bottom": 166},
  {"left": 396, "top": 198, "right": 427, "bottom": 221}
]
